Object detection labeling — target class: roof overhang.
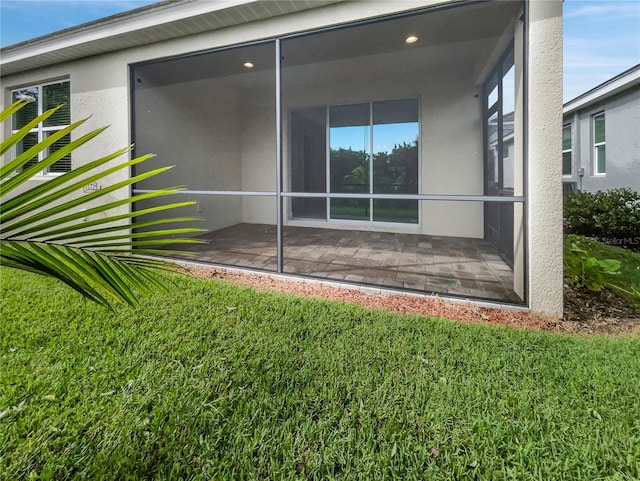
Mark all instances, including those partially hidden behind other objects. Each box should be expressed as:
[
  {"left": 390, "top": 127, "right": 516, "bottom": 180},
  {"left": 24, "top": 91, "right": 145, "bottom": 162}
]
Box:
[
  {"left": 563, "top": 63, "right": 640, "bottom": 116},
  {"left": 0, "top": 0, "right": 343, "bottom": 77}
]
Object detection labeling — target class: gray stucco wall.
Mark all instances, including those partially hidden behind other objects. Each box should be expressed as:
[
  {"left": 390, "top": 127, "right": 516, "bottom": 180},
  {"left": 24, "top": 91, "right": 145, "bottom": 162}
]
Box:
[{"left": 563, "top": 86, "right": 640, "bottom": 193}]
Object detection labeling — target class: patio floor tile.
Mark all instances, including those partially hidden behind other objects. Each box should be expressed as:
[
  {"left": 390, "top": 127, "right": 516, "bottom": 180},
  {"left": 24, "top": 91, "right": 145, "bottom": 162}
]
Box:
[{"left": 170, "top": 223, "right": 521, "bottom": 302}]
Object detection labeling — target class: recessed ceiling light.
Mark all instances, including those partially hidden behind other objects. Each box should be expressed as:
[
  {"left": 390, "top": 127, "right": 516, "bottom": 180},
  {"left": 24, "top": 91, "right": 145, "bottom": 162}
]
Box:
[
  {"left": 405, "top": 35, "right": 418, "bottom": 44},
  {"left": 243, "top": 62, "right": 254, "bottom": 69}
]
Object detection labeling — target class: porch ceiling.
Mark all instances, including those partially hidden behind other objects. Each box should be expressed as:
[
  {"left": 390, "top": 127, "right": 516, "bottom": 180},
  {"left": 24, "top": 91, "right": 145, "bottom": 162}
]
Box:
[
  {"left": 281, "top": 1, "right": 521, "bottom": 69},
  {"left": 134, "top": 1, "right": 522, "bottom": 89},
  {"left": 0, "top": 0, "right": 343, "bottom": 77}
]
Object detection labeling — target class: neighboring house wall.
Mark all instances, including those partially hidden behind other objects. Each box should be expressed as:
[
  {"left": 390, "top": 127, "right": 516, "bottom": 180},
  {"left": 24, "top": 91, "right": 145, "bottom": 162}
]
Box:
[{"left": 563, "top": 76, "right": 640, "bottom": 193}]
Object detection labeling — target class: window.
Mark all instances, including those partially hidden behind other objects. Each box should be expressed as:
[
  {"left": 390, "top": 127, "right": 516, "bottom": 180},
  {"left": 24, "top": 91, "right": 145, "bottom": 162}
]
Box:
[
  {"left": 11, "top": 81, "right": 71, "bottom": 175},
  {"left": 593, "top": 112, "right": 605, "bottom": 175},
  {"left": 290, "top": 98, "right": 419, "bottom": 224},
  {"left": 483, "top": 43, "right": 516, "bottom": 266},
  {"left": 562, "top": 123, "right": 572, "bottom": 176}
]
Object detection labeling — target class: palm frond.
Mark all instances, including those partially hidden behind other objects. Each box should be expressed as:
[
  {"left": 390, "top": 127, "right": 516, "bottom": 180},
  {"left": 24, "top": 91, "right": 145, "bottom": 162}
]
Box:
[
  {"left": 4, "top": 188, "right": 188, "bottom": 239},
  {"left": 1, "top": 100, "right": 204, "bottom": 308},
  {"left": 0, "top": 104, "right": 64, "bottom": 157},
  {"left": 41, "top": 216, "right": 202, "bottom": 243},
  {"left": 1, "top": 122, "right": 106, "bottom": 196},
  {"left": 0, "top": 98, "right": 30, "bottom": 123},
  {"left": 1, "top": 146, "right": 136, "bottom": 221}
]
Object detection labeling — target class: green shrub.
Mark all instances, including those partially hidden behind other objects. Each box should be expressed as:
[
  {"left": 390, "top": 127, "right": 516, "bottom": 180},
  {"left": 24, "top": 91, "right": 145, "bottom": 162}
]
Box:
[
  {"left": 564, "top": 188, "right": 640, "bottom": 245},
  {"left": 564, "top": 242, "right": 621, "bottom": 291}
]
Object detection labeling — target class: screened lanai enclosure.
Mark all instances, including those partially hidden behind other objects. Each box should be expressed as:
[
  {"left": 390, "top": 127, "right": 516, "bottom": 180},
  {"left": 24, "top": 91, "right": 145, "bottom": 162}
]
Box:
[{"left": 132, "top": 0, "right": 526, "bottom": 304}]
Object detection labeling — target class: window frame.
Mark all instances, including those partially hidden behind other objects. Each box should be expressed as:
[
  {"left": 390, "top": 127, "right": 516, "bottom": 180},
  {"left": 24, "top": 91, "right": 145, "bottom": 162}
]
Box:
[
  {"left": 562, "top": 122, "right": 572, "bottom": 177},
  {"left": 592, "top": 111, "right": 606, "bottom": 176},
  {"left": 288, "top": 96, "right": 422, "bottom": 226},
  {"left": 10, "top": 79, "right": 71, "bottom": 176}
]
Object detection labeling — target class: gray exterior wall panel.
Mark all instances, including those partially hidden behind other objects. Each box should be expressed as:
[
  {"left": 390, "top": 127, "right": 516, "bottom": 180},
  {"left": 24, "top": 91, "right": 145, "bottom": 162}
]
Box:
[{"left": 564, "top": 86, "right": 640, "bottom": 192}]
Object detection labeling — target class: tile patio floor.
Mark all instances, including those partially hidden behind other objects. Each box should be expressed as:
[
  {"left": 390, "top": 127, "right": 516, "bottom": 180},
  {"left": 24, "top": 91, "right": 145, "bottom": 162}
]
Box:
[{"left": 173, "top": 223, "right": 521, "bottom": 303}]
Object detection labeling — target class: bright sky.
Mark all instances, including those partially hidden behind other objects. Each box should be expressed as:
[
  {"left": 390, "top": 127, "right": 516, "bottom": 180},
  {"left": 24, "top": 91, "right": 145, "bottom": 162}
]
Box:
[
  {"left": 563, "top": 0, "right": 640, "bottom": 101},
  {"left": 1, "top": 0, "right": 639, "bottom": 103}
]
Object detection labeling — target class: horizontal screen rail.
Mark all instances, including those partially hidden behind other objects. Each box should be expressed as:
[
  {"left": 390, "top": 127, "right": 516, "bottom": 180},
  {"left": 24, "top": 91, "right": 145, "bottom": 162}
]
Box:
[
  {"left": 283, "top": 193, "right": 525, "bottom": 202},
  {"left": 132, "top": 189, "right": 524, "bottom": 202},
  {"left": 132, "top": 189, "right": 277, "bottom": 196}
]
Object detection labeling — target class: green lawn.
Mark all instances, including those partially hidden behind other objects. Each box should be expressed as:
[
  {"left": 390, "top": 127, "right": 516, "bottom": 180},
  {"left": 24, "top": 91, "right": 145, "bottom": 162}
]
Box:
[
  {"left": 1, "top": 268, "right": 639, "bottom": 480},
  {"left": 565, "top": 234, "right": 640, "bottom": 307}
]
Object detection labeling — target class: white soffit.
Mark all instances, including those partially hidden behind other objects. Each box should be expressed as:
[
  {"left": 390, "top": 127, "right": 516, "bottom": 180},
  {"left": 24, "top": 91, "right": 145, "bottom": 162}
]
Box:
[
  {"left": 0, "top": 0, "right": 343, "bottom": 76},
  {"left": 563, "top": 63, "right": 640, "bottom": 116}
]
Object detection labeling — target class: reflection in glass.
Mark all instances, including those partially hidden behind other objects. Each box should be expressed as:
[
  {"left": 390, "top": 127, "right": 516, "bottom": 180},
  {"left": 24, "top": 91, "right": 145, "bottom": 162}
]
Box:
[
  {"left": 596, "top": 145, "right": 606, "bottom": 173},
  {"left": 593, "top": 113, "right": 605, "bottom": 174},
  {"left": 330, "top": 103, "right": 370, "bottom": 221},
  {"left": 487, "top": 111, "right": 499, "bottom": 185},
  {"left": 563, "top": 151, "right": 572, "bottom": 176},
  {"left": 488, "top": 86, "right": 498, "bottom": 108},
  {"left": 502, "top": 65, "right": 515, "bottom": 115},
  {"left": 562, "top": 124, "right": 571, "bottom": 150},
  {"left": 502, "top": 65, "right": 515, "bottom": 189},
  {"left": 291, "top": 99, "right": 420, "bottom": 224},
  {"left": 594, "top": 114, "right": 605, "bottom": 143},
  {"left": 12, "top": 87, "right": 38, "bottom": 130},
  {"left": 372, "top": 98, "right": 419, "bottom": 223},
  {"left": 563, "top": 124, "right": 572, "bottom": 175},
  {"left": 483, "top": 44, "right": 515, "bottom": 267}
]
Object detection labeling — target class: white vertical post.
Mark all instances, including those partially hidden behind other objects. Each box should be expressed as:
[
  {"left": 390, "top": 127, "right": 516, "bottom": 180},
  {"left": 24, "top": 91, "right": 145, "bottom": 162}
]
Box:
[{"left": 526, "top": 0, "right": 564, "bottom": 317}]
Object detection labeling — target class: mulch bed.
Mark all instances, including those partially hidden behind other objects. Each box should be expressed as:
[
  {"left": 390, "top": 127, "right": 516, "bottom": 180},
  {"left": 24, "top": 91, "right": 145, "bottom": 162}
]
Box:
[
  {"left": 563, "top": 281, "right": 640, "bottom": 334},
  {"left": 188, "top": 266, "right": 640, "bottom": 336}
]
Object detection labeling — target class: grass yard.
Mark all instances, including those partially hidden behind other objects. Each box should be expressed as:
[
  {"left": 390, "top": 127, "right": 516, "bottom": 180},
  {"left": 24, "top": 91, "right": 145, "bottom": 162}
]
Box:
[{"left": 1, "top": 268, "right": 639, "bottom": 480}]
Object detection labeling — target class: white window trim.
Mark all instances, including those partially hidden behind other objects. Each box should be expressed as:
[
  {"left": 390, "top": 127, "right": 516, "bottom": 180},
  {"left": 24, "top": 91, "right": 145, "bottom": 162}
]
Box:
[
  {"left": 562, "top": 122, "right": 572, "bottom": 177},
  {"left": 592, "top": 112, "right": 606, "bottom": 176},
  {"left": 10, "top": 80, "right": 71, "bottom": 177}
]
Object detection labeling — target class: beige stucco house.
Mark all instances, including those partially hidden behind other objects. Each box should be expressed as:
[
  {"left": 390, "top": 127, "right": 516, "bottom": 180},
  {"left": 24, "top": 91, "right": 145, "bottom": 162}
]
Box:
[{"left": 0, "top": 0, "right": 564, "bottom": 316}]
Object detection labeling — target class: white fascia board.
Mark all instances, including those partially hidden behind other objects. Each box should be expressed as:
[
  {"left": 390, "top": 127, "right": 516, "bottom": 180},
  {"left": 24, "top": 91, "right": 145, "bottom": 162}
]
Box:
[
  {"left": 563, "top": 65, "right": 640, "bottom": 116},
  {"left": 0, "top": 0, "right": 259, "bottom": 66}
]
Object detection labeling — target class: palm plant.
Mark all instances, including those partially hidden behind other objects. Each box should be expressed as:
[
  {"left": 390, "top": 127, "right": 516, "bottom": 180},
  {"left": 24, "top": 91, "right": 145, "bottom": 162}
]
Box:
[{"left": 1, "top": 99, "right": 204, "bottom": 308}]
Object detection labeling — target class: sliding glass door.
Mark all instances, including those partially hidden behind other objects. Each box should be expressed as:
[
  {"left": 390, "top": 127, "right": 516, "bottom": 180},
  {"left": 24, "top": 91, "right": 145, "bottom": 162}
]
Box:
[{"left": 290, "top": 98, "right": 419, "bottom": 224}]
